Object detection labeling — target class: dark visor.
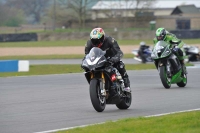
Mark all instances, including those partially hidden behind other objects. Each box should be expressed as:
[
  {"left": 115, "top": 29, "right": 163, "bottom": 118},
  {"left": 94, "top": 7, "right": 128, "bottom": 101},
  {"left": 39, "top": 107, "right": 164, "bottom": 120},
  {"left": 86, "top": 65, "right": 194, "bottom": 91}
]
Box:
[{"left": 91, "top": 39, "right": 101, "bottom": 46}]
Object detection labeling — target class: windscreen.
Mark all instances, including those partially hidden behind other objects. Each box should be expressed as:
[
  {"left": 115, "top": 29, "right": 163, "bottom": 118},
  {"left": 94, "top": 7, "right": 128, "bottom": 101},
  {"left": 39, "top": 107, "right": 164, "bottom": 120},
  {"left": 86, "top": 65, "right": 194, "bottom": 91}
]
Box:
[
  {"left": 153, "top": 41, "right": 169, "bottom": 52},
  {"left": 86, "top": 47, "right": 106, "bottom": 61}
]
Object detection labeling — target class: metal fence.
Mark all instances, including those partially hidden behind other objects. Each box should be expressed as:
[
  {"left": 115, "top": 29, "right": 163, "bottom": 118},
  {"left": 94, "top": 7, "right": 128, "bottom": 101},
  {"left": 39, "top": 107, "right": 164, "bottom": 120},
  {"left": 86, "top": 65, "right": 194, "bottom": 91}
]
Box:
[{"left": 0, "top": 33, "right": 38, "bottom": 42}]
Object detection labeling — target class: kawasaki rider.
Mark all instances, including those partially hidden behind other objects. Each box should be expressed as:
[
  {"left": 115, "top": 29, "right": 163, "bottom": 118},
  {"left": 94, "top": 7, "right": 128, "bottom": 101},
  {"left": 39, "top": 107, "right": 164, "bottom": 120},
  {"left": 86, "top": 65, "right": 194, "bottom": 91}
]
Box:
[{"left": 153, "top": 27, "right": 187, "bottom": 74}]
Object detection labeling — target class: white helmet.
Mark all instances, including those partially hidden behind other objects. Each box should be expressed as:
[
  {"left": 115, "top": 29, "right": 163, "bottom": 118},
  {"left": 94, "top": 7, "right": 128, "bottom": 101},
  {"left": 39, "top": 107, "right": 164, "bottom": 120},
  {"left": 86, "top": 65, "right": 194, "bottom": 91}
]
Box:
[{"left": 140, "top": 41, "right": 146, "bottom": 46}]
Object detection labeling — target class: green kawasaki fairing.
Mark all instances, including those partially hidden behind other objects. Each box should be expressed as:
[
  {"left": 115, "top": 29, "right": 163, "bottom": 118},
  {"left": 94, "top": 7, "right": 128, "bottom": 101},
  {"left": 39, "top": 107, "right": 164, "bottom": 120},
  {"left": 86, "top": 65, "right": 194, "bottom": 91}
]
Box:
[{"left": 151, "top": 41, "right": 187, "bottom": 89}]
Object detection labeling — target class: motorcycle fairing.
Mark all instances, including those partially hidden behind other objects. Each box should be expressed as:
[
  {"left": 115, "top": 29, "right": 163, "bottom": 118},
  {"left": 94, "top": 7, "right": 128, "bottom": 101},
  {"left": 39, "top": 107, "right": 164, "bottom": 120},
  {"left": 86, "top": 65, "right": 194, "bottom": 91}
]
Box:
[
  {"left": 82, "top": 47, "right": 107, "bottom": 71},
  {"left": 151, "top": 41, "right": 171, "bottom": 59}
]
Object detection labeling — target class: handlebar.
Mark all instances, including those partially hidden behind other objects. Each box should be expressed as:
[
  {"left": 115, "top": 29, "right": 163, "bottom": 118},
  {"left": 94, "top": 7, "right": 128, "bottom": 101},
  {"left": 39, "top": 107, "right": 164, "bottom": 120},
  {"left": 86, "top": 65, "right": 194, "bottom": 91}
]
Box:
[{"left": 106, "top": 60, "right": 114, "bottom": 65}]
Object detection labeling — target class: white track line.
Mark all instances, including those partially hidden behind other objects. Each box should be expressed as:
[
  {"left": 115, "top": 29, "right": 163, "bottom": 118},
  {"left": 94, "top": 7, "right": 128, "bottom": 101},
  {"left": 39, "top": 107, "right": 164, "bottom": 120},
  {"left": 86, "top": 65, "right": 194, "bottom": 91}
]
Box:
[
  {"left": 145, "top": 108, "right": 200, "bottom": 117},
  {"left": 34, "top": 108, "right": 200, "bottom": 133}
]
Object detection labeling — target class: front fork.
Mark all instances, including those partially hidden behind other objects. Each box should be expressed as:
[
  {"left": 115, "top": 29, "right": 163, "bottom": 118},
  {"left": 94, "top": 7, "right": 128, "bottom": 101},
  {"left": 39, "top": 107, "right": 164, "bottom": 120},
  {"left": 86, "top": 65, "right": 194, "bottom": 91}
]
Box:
[
  {"left": 90, "top": 72, "right": 106, "bottom": 96},
  {"left": 157, "top": 60, "right": 171, "bottom": 77}
]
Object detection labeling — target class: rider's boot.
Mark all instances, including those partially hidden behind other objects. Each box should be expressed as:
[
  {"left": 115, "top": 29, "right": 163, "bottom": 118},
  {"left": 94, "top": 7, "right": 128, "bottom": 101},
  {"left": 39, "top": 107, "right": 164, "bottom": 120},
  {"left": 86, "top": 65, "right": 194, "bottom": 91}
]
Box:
[
  {"left": 123, "top": 76, "right": 131, "bottom": 92},
  {"left": 180, "top": 60, "right": 187, "bottom": 75},
  {"left": 116, "top": 61, "right": 131, "bottom": 92},
  {"left": 173, "top": 47, "right": 187, "bottom": 75}
]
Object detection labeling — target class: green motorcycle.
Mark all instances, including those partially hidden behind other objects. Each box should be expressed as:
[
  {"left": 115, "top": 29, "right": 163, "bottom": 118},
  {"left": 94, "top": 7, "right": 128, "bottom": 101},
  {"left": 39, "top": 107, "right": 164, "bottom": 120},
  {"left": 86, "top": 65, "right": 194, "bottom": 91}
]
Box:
[{"left": 151, "top": 41, "right": 187, "bottom": 89}]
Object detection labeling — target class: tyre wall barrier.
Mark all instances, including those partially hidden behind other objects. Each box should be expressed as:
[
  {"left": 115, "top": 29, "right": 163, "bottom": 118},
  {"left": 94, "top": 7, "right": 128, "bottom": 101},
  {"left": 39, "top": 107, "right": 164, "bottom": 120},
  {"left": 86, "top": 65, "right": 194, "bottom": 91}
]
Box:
[
  {"left": 170, "top": 30, "right": 200, "bottom": 39},
  {"left": 0, "top": 60, "right": 29, "bottom": 72},
  {"left": 0, "top": 33, "right": 37, "bottom": 42}
]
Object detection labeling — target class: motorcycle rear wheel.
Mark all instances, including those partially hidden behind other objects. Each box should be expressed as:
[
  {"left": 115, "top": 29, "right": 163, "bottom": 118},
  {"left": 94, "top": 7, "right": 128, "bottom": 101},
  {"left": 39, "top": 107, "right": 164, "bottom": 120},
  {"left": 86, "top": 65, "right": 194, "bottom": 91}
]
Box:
[
  {"left": 116, "top": 92, "right": 132, "bottom": 109},
  {"left": 90, "top": 79, "right": 106, "bottom": 112},
  {"left": 160, "top": 66, "right": 171, "bottom": 89}
]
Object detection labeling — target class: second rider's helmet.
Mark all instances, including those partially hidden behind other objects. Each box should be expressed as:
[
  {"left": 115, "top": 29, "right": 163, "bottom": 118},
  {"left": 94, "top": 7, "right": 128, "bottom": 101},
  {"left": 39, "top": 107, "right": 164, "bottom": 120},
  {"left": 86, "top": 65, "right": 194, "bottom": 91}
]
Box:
[
  {"left": 140, "top": 41, "right": 146, "bottom": 46},
  {"left": 156, "top": 27, "right": 167, "bottom": 41},
  {"left": 90, "top": 28, "right": 105, "bottom": 48}
]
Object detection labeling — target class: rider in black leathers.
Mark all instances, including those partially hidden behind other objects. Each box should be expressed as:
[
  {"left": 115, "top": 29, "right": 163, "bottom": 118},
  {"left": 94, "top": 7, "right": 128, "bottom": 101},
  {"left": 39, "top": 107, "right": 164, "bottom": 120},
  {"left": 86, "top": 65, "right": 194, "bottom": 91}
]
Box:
[{"left": 83, "top": 27, "right": 131, "bottom": 92}]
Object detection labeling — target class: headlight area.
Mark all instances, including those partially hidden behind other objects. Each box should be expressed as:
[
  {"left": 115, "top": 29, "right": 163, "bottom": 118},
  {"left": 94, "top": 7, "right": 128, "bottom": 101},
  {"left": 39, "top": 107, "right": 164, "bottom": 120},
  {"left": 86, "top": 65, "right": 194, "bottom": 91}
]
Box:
[
  {"left": 161, "top": 47, "right": 171, "bottom": 58},
  {"left": 151, "top": 52, "right": 157, "bottom": 59},
  {"left": 96, "top": 59, "right": 106, "bottom": 68},
  {"left": 82, "top": 60, "right": 88, "bottom": 67}
]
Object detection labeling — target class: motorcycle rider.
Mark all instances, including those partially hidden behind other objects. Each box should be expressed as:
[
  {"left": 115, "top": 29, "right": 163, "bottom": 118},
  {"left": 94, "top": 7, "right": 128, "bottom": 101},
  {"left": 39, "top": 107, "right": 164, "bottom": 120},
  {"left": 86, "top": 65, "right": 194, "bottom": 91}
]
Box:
[
  {"left": 153, "top": 27, "right": 187, "bottom": 74},
  {"left": 138, "top": 41, "right": 150, "bottom": 63},
  {"left": 83, "top": 27, "right": 131, "bottom": 92}
]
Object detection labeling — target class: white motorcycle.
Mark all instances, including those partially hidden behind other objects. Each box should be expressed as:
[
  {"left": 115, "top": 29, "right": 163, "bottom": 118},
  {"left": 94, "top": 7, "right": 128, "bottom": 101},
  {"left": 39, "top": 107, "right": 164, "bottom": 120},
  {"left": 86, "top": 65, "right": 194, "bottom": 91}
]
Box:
[{"left": 183, "top": 45, "right": 200, "bottom": 62}]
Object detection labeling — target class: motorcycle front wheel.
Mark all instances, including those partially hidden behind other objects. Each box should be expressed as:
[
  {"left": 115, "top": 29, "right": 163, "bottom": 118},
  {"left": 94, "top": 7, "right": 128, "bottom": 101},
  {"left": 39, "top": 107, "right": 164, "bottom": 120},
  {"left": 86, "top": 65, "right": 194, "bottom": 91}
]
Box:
[
  {"left": 90, "top": 79, "right": 106, "bottom": 112},
  {"left": 160, "top": 66, "right": 171, "bottom": 89},
  {"left": 177, "top": 73, "right": 187, "bottom": 87}
]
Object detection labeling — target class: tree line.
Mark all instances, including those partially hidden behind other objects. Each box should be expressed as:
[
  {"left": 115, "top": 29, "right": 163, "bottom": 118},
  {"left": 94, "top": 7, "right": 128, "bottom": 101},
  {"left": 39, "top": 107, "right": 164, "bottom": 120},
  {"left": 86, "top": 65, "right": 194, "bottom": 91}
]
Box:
[{"left": 0, "top": 0, "right": 156, "bottom": 28}]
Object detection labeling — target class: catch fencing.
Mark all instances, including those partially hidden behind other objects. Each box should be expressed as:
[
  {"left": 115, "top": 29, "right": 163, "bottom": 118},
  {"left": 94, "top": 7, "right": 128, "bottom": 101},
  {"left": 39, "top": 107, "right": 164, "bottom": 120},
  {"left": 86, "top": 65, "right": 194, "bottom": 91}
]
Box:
[
  {"left": 0, "top": 33, "right": 37, "bottom": 42},
  {"left": 170, "top": 30, "right": 200, "bottom": 39}
]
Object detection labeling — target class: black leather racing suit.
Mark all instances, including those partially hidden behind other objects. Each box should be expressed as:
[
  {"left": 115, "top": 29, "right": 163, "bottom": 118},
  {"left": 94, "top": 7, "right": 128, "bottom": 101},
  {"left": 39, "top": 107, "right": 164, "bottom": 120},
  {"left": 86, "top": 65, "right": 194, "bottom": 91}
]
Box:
[{"left": 84, "top": 36, "right": 130, "bottom": 88}]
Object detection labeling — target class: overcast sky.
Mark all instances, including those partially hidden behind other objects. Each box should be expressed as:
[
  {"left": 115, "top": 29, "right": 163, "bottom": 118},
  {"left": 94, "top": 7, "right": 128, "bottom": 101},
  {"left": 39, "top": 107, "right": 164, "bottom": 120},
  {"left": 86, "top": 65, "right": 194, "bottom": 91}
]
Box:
[
  {"left": 155, "top": 0, "right": 200, "bottom": 8},
  {"left": 92, "top": 0, "right": 200, "bottom": 9}
]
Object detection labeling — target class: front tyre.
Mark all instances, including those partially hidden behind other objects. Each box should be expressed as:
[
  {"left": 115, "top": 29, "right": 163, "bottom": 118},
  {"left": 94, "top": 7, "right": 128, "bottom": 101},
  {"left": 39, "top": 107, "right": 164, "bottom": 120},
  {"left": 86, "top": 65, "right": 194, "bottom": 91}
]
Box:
[
  {"left": 160, "top": 66, "right": 171, "bottom": 89},
  {"left": 116, "top": 92, "right": 132, "bottom": 109},
  {"left": 177, "top": 73, "right": 187, "bottom": 87},
  {"left": 90, "top": 79, "right": 106, "bottom": 112}
]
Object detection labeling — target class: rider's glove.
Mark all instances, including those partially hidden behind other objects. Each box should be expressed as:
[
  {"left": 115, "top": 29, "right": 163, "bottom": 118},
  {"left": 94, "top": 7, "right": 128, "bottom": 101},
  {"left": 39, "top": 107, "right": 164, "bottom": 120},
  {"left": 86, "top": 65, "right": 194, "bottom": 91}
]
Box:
[
  {"left": 109, "top": 57, "right": 119, "bottom": 63},
  {"left": 173, "top": 46, "right": 179, "bottom": 52}
]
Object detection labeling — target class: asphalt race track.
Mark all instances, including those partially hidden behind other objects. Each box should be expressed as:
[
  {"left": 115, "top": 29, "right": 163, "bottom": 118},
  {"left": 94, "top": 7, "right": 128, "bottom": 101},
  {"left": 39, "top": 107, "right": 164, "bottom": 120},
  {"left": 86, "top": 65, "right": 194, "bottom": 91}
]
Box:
[{"left": 0, "top": 68, "right": 200, "bottom": 133}]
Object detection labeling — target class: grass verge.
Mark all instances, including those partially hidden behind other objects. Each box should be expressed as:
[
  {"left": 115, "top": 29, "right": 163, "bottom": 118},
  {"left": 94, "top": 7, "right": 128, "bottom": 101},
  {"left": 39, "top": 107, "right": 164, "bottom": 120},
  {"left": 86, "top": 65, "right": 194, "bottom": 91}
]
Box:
[
  {"left": 0, "top": 63, "right": 193, "bottom": 77},
  {"left": 56, "top": 111, "right": 200, "bottom": 133},
  {"left": 0, "top": 54, "right": 134, "bottom": 60},
  {"left": 0, "top": 39, "right": 199, "bottom": 47}
]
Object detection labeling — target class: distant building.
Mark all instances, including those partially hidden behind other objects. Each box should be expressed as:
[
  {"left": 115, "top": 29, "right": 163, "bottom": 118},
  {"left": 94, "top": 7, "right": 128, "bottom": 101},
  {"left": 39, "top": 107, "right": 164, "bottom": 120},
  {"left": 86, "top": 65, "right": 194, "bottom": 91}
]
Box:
[
  {"left": 90, "top": 1, "right": 200, "bottom": 19},
  {"left": 91, "top": 1, "right": 174, "bottom": 19},
  {"left": 154, "top": 4, "right": 200, "bottom": 30},
  {"left": 171, "top": 4, "right": 200, "bottom": 15},
  {"left": 84, "top": 1, "right": 200, "bottom": 30},
  {"left": 170, "top": 5, "right": 200, "bottom": 30}
]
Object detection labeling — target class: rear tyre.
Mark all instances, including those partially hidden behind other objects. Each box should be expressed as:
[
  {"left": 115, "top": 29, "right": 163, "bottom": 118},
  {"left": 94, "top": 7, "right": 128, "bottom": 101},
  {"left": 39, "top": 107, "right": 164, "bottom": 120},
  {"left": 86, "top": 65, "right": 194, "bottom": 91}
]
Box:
[
  {"left": 116, "top": 92, "right": 132, "bottom": 109},
  {"left": 90, "top": 79, "right": 106, "bottom": 112},
  {"left": 197, "top": 54, "right": 200, "bottom": 61},
  {"left": 160, "top": 66, "right": 171, "bottom": 89}
]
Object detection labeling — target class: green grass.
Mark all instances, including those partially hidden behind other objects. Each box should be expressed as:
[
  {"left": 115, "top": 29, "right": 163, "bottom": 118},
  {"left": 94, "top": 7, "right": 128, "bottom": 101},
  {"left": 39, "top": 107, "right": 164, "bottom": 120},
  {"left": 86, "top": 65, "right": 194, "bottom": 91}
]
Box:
[
  {"left": 0, "top": 40, "right": 86, "bottom": 47},
  {"left": 50, "top": 27, "right": 150, "bottom": 33},
  {"left": 0, "top": 54, "right": 134, "bottom": 60},
  {"left": 0, "top": 39, "right": 199, "bottom": 47},
  {"left": 56, "top": 111, "right": 200, "bottom": 133},
  {"left": 0, "top": 40, "right": 138, "bottom": 47},
  {"left": 0, "top": 54, "right": 85, "bottom": 60},
  {"left": 0, "top": 63, "right": 193, "bottom": 77},
  {"left": 182, "top": 39, "right": 200, "bottom": 44},
  {"left": 0, "top": 27, "right": 151, "bottom": 34},
  {"left": 0, "top": 64, "right": 83, "bottom": 77}
]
